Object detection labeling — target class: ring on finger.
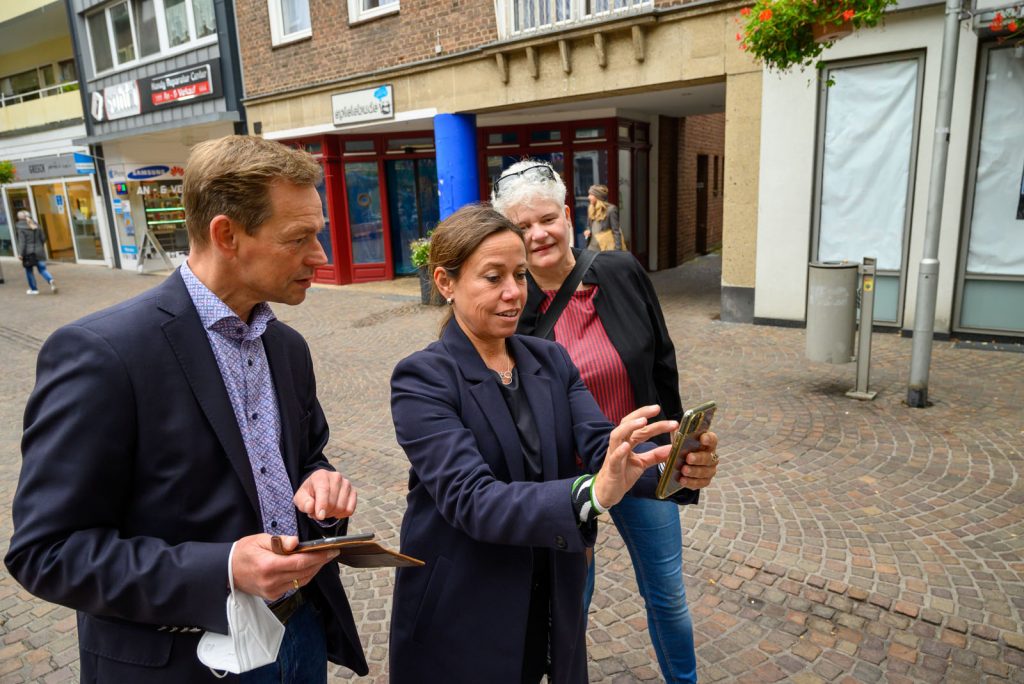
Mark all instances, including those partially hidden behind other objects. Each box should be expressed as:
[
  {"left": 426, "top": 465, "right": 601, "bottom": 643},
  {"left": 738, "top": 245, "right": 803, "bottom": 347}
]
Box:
[
  {"left": 710, "top": 451, "right": 719, "bottom": 464},
  {"left": 292, "top": 578, "right": 300, "bottom": 591}
]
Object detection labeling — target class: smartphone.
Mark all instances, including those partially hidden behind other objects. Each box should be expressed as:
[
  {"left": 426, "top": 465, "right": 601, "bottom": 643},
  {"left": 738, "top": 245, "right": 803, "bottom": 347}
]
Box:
[
  {"left": 271, "top": 532, "right": 375, "bottom": 555},
  {"left": 655, "top": 401, "right": 717, "bottom": 500}
]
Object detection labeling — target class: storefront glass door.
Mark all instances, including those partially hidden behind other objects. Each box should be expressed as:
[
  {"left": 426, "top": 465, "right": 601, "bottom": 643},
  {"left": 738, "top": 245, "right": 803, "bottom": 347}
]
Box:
[
  {"left": 0, "top": 195, "right": 13, "bottom": 257},
  {"left": 67, "top": 181, "right": 102, "bottom": 260},
  {"left": 31, "top": 183, "right": 76, "bottom": 262},
  {"left": 6, "top": 188, "right": 32, "bottom": 257},
  {"left": 344, "top": 162, "right": 385, "bottom": 266},
  {"left": 386, "top": 158, "right": 439, "bottom": 275},
  {"left": 572, "top": 150, "right": 608, "bottom": 246}
]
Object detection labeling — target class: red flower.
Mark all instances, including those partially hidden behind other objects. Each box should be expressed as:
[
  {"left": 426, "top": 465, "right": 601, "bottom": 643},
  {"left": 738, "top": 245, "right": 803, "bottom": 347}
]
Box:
[
  {"left": 759, "top": 8, "right": 773, "bottom": 21},
  {"left": 740, "top": 6, "right": 752, "bottom": 15},
  {"left": 1009, "top": 20, "right": 1019, "bottom": 32},
  {"left": 843, "top": 9, "right": 855, "bottom": 20},
  {"left": 736, "top": 31, "right": 743, "bottom": 41},
  {"left": 991, "top": 11, "right": 1004, "bottom": 30}
]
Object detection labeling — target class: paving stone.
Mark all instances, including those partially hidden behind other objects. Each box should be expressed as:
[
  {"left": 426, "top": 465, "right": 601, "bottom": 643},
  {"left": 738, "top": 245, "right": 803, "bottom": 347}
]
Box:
[{"left": 0, "top": 257, "right": 1021, "bottom": 683}]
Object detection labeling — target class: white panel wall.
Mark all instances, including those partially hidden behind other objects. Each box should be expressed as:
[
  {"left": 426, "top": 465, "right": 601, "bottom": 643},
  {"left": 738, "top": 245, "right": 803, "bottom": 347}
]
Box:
[{"left": 754, "top": 6, "right": 979, "bottom": 331}]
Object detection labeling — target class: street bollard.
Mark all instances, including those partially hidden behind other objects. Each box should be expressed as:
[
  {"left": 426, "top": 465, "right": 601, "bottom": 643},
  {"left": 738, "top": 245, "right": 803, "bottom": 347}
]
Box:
[{"left": 846, "top": 257, "right": 878, "bottom": 400}]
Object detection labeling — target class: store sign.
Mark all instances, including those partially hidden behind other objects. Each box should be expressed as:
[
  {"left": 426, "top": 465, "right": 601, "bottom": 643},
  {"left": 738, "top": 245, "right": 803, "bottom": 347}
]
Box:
[
  {"left": 332, "top": 85, "right": 394, "bottom": 126},
  {"left": 91, "top": 60, "right": 222, "bottom": 122},
  {"left": 104, "top": 80, "right": 142, "bottom": 120},
  {"left": 141, "top": 60, "right": 221, "bottom": 109},
  {"left": 128, "top": 165, "right": 171, "bottom": 180},
  {"left": 108, "top": 163, "right": 185, "bottom": 183},
  {"left": 13, "top": 154, "right": 96, "bottom": 181}
]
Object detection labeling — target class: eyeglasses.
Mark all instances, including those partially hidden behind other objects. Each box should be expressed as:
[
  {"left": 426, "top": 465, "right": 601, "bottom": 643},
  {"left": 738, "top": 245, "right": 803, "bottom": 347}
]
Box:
[{"left": 492, "top": 164, "right": 556, "bottom": 197}]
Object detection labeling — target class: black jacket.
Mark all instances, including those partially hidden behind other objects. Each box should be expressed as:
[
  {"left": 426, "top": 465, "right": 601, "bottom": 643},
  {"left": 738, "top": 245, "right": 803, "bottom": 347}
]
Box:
[
  {"left": 16, "top": 222, "right": 46, "bottom": 258},
  {"left": 518, "top": 248, "right": 683, "bottom": 432}
]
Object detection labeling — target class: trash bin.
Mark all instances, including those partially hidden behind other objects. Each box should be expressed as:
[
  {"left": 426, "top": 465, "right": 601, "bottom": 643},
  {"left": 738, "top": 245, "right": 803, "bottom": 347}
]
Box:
[{"left": 806, "top": 261, "right": 858, "bottom": 364}]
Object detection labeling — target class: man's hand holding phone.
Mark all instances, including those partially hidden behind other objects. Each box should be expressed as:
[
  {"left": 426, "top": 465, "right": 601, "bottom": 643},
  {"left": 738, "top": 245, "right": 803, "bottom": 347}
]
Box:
[{"left": 677, "top": 431, "right": 718, "bottom": 489}]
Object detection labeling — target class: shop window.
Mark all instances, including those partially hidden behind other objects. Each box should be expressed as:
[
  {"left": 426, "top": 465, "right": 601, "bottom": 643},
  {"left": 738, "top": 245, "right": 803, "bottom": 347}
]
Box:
[
  {"left": 386, "top": 137, "right": 434, "bottom": 153},
  {"left": 530, "top": 129, "right": 562, "bottom": 145},
  {"left": 87, "top": 0, "right": 218, "bottom": 75},
  {"left": 268, "top": 0, "right": 312, "bottom": 45},
  {"left": 347, "top": 0, "right": 399, "bottom": 25},
  {"left": 344, "top": 139, "right": 376, "bottom": 154},
  {"left": 487, "top": 132, "right": 518, "bottom": 147},
  {"left": 575, "top": 126, "right": 605, "bottom": 141}
]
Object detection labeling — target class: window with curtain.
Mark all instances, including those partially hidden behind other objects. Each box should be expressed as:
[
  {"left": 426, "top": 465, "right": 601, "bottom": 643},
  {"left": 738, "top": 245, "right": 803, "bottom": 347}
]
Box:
[
  {"left": 269, "top": 0, "right": 311, "bottom": 43},
  {"left": 87, "top": 0, "right": 217, "bottom": 74}
]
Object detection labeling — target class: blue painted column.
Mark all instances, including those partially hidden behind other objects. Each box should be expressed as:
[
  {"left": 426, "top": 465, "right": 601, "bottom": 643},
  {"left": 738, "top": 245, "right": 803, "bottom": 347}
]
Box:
[{"left": 434, "top": 113, "right": 480, "bottom": 220}]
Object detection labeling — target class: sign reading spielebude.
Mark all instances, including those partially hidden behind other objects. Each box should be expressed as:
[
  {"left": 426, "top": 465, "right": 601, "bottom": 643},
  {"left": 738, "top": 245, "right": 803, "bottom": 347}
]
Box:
[{"left": 332, "top": 85, "right": 394, "bottom": 127}]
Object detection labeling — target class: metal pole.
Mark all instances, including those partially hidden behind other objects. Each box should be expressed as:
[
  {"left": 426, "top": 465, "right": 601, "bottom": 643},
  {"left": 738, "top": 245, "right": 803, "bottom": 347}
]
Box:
[
  {"left": 907, "top": 0, "right": 964, "bottom": 408},
  {"left": 848, "top": 257, "right": 878, "bottom": 400}
]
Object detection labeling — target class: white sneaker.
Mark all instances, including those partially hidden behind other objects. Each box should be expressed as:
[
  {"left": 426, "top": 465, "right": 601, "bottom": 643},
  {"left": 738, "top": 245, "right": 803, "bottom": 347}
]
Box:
[
  {"left": 49, "top": 280, "right": 58, "bottom": 294},
  {"left": 26, "top": 289, "right": 39, "bottom": 295}
]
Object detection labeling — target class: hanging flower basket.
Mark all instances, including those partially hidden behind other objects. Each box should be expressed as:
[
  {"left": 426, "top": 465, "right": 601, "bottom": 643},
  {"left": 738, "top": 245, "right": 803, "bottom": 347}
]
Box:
[
  {"left": 737, "top": 0, "right": 899, "bottom": 74},
  {"left": 811, "top": 18, "right": 854, "bottom": 42},
  {"left": 986, "top": 8, "right": 1023, "bottom": 45}
]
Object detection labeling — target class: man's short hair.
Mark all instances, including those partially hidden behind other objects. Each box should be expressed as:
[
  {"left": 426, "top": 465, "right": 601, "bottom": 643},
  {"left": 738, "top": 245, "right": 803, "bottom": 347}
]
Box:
[{"left": 183, "top": 135, "right": 323, "bottom": 249}]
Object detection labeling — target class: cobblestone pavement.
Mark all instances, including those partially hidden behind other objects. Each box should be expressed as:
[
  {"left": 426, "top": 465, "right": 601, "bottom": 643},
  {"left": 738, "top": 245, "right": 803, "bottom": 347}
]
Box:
[{"left": 0, "top": 255, "right": 1022, "bottom": 683}]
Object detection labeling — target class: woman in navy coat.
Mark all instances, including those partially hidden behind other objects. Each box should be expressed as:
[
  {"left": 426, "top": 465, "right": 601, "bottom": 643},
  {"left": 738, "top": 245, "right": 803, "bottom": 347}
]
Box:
[{"left": 389, "top": 205, "right": 719, "bottom": 683}]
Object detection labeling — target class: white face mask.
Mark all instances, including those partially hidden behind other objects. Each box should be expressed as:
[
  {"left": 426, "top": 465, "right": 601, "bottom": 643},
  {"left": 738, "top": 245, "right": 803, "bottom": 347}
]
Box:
[{"left": 197, "top": 543, "right": 286, "bottom": 675}]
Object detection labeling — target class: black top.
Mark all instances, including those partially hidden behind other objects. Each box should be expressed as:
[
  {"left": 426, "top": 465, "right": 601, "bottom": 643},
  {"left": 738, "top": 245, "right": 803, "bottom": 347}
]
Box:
[
  {"left": 494, "top": 366, "right": 552, "bottom": 681},
  {"left": 495, "top": 367, "right": 543, "bottom": 483}
]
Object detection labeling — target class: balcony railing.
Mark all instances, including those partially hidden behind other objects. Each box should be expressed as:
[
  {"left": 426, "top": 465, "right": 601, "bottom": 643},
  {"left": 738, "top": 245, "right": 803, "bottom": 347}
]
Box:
[
  {"left": 494, "top": 0, "right": 654, "bottom": 40},
  {"left": 1, "top": 81, "right": 80, "bottom": 109}
]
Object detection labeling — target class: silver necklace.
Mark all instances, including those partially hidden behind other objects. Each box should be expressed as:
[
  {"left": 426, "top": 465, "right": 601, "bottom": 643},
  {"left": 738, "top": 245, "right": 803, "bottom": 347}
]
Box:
[{"left": 496, "top": 347, "right": 513, "bottom": 385}]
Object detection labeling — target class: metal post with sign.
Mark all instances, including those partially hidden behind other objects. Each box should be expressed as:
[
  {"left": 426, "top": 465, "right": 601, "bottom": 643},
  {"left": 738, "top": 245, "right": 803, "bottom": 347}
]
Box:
[{"left": 847, "top": 257, "right": 878, "bottom": 400}]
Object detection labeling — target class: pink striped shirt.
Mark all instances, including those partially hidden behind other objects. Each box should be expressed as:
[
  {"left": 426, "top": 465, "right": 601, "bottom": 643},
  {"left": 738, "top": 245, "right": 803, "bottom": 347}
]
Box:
[{"left": 540, "top": 286, "right": 636, "bottom": 425}]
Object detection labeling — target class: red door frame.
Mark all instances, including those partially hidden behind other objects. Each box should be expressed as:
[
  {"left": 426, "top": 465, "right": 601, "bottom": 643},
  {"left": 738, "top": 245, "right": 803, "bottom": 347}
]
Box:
[
  {"left": 476, "top": 118, "right": 619, "bottom": 213},
  {"left": 282, "top": 131, "right": 437, "bottom": 284}
]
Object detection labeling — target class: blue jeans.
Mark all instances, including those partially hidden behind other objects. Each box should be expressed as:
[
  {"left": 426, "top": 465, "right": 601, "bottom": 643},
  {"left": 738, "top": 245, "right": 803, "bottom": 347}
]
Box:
[
  {"left": 240, "top": 601, "right": 327, "bottom": 684},
  {"left": 24, "top": 260, "right": 54, "bottom": 291},
  {"left": 585, "top": 495, "right": 696, "bottom": 683}
]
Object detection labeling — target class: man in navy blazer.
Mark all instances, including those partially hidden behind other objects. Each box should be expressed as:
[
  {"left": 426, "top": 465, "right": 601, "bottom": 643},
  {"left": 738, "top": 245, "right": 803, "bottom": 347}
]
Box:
[{"left": 5, "top": 136, "right": 368, "bottom": 682}]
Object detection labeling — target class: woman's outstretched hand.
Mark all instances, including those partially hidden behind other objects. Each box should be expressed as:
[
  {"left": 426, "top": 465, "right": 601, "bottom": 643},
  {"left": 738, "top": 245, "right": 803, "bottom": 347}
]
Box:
[{"left": 593, "top": 405, "right": 678, "bottom": 509}]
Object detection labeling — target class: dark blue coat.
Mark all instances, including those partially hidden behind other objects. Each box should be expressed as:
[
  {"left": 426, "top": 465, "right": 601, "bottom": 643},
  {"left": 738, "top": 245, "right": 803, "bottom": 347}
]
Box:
[
  {"left": 388, "top": 319, "right": 673, "bottom": 683},
  {"left": 5, "top": 271, "right": 367, "bottom": 682}
]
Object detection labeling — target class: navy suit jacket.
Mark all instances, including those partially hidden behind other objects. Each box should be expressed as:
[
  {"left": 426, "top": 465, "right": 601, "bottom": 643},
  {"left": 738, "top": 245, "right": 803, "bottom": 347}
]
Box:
[
  {"left": 388, "top": 320, "right": 673, "bottom": 684},
  {"left": 5, "top": 271, "right": 367, "bottom": 682}
]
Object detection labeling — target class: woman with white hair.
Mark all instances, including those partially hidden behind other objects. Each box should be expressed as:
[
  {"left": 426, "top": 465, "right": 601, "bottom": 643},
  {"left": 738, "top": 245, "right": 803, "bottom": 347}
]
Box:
[
  {"left": 494, "top": 160, "right": 715, "bottom": 683},
  {"left": 15, "top": 210, "right": 57, "bottom": 295}
]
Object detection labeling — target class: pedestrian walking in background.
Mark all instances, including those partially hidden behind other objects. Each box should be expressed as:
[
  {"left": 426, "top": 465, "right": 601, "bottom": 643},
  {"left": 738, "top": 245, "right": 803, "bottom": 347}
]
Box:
[
  {"left": 15, "top": 210, "right": 56, "bottom": 295},
  {"left": 584, "top": 184, "right": 624, "bottom": 252},
  {"left": 495, "top": 160, "right": 715, "bottom": 684}
]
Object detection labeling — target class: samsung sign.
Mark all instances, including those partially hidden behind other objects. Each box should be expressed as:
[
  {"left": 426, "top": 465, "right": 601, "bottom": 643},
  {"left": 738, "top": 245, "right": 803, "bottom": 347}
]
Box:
[
  {"left": 332, "top": 85, "right": 394, "bottom": 127},
  {"left": 127, "top": 165, "right": 171, "bottom": 180}
]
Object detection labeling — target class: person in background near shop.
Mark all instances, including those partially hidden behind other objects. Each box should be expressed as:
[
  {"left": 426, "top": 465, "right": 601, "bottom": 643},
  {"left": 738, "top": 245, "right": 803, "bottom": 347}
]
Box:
[
  {"left": 388, "top": 204, "right": 719, "bottom": 683},
  {"left": 15, "top": 210, "right": 56, "bottom": 295},
  {"left": 583, "top": 184, "right": 623, "bottom": 252},
  {"left": 494, "top": 160, "right": 715, "bottom": 684}
]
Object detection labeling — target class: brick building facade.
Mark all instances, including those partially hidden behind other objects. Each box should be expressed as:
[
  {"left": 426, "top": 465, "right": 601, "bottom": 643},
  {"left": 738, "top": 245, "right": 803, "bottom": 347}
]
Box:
[{"left": 236, "top": 0, "right": 759, "bottom": 321}]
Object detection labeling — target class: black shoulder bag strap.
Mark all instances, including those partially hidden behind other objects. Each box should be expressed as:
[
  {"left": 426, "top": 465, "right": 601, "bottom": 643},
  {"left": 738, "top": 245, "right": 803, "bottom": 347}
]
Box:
[{"left": 534, "top": 249, "right": 597, "bottom": 340}]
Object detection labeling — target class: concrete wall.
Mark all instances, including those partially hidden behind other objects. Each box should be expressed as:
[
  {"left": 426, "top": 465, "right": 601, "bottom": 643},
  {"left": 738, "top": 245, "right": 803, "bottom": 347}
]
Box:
[
  {"left": 753, "top": 6, "right": 979, "bottom": 331},
  {"left": 0, "top": 91, "right": 83, "bottom": 133},
  {"left": 1, "top": 35, "right": 73, "bottom": 76},
  {"left": 0, "top": 0, "right": 59, "bottom": 25}
]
